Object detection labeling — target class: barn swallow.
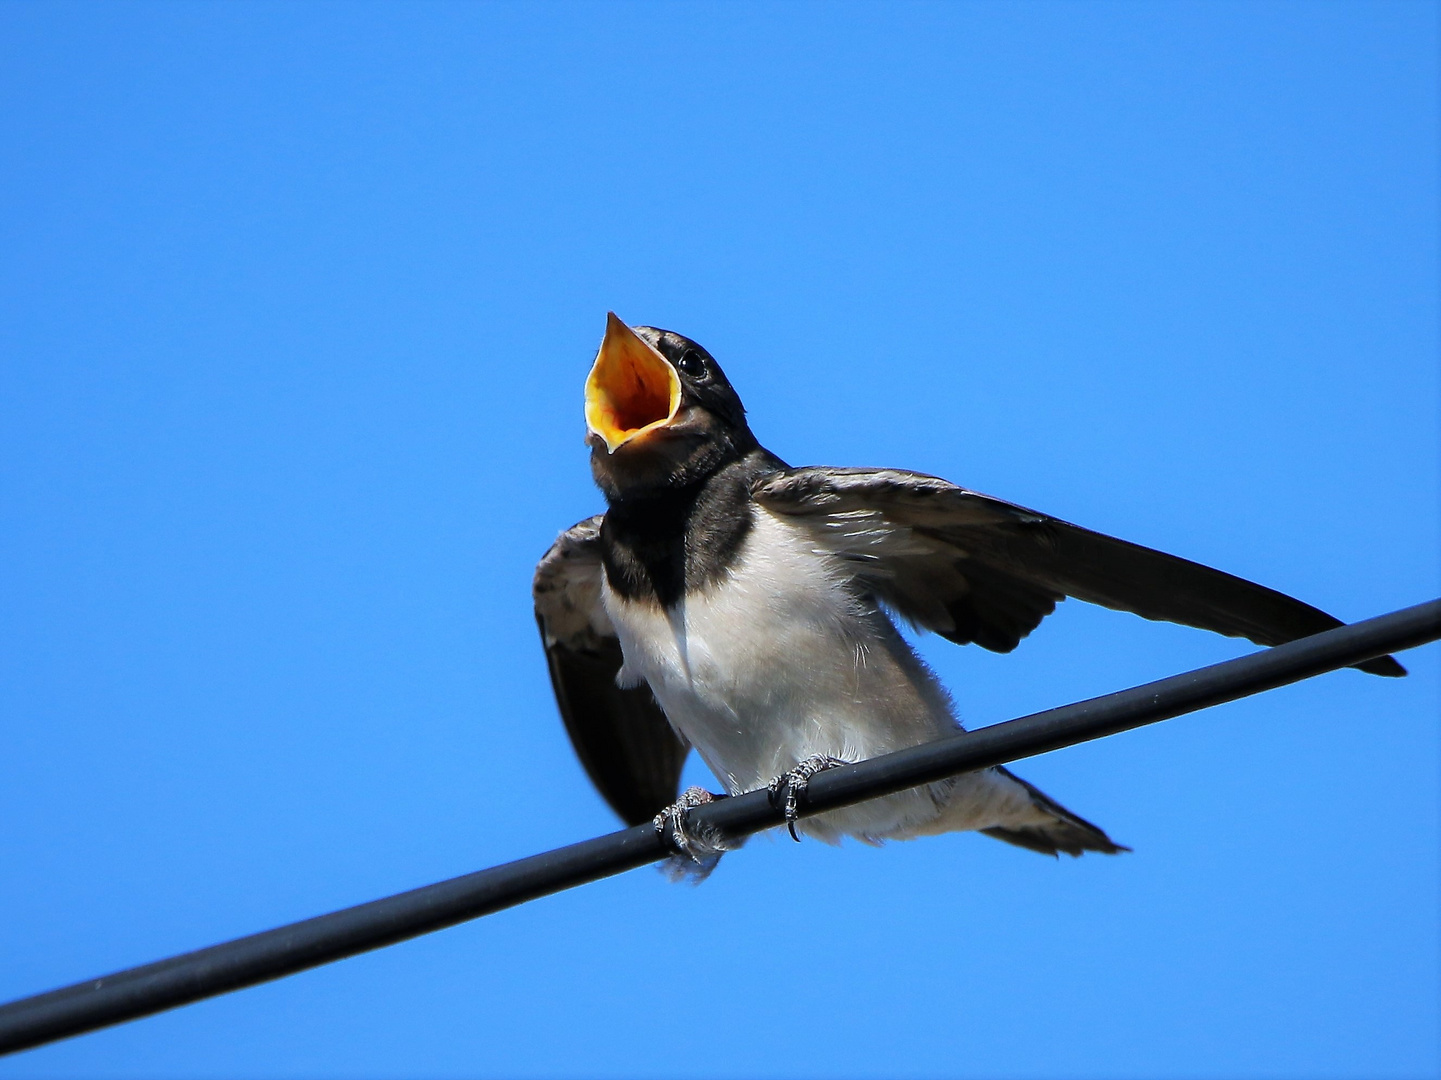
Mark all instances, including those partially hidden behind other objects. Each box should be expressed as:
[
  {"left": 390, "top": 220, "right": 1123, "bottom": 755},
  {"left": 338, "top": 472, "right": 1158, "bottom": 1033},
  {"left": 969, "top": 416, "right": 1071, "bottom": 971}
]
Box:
[{"left": 534, "top": 314, "right": 1404, "bottom": 870}]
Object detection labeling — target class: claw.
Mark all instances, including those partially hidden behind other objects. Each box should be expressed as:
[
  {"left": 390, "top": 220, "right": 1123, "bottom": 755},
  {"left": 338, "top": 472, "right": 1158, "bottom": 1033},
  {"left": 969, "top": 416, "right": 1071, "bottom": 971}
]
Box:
[
  {"left": 653, "top": 786, "right": 728, "bottom": 881},
  {"left": 767, "top": 755, "right": 848, "bottom": 841}
]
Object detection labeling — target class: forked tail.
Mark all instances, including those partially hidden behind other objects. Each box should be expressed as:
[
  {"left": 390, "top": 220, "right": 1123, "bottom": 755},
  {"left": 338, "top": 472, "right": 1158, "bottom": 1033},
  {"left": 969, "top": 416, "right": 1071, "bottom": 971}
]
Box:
[{"left": 979, "top": 766, "right": 1130, "bottom": 857}]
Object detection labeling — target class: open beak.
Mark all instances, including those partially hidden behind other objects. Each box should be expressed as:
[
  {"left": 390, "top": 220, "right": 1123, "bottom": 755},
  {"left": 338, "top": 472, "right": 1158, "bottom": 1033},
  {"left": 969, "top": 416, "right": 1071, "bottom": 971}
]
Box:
[{"left": 584, "top": 313, "right": 682, "bottom": 453}]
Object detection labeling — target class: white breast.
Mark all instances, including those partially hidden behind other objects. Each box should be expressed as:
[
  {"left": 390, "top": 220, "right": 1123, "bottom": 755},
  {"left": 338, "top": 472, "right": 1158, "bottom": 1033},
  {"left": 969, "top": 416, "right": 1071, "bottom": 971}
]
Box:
[{"left": 601, "top": 507, "right": 960, "bottom": 798}]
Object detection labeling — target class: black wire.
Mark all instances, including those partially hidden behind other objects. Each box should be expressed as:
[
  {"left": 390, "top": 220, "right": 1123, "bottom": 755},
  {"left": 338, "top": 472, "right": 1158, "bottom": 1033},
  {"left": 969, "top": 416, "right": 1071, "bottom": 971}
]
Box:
[{"left": 1, "top": 598, "right": 1437, "bottom": 1057}]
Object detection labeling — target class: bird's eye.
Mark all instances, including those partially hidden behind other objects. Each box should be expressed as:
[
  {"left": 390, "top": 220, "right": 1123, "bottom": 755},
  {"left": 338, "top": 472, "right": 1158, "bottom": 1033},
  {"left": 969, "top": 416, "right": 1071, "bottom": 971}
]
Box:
[{"left": 675, "top": 349, "right": 706, "bottom": 379}]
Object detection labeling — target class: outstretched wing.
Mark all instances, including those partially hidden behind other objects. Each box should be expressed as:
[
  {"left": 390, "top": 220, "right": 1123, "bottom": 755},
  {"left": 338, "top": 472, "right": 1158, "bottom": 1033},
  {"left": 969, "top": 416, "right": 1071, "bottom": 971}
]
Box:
[
  {"left": 752, "top": 467, "right": 1404, "bottom": 677},
  {"left": 533, "top": 517, "right": 690, "bottom": 826}
]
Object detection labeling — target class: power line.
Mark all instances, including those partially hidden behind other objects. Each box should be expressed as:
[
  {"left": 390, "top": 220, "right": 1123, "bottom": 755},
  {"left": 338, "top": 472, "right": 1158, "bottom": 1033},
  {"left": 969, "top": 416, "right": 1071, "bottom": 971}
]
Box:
[{"left": 1, "top": 597, "right": 1436, "bottom": 1057}]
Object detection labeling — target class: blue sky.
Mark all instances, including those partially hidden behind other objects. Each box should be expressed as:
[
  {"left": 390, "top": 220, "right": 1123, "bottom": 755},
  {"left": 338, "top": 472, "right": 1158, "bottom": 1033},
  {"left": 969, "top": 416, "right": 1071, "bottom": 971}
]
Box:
[{"left": 0, "top": 3, "right": 1436, "bottom": 1077}]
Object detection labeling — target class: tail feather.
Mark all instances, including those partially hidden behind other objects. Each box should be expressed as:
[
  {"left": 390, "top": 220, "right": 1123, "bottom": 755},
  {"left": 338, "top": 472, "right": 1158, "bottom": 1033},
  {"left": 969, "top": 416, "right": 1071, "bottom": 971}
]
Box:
[{"left": 980, "top": 766, "right": 1130, "bottom": 857}]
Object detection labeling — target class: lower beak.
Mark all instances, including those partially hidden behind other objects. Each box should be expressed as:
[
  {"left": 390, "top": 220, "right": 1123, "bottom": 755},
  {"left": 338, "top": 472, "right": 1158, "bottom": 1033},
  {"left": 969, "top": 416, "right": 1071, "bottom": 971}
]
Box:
[{"left": 584, "top": 313, "right": 682, "bottom": 453}]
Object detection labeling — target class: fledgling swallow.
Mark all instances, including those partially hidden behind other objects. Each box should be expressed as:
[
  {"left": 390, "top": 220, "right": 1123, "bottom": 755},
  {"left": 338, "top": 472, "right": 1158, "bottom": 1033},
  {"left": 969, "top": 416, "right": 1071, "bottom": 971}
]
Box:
[{"left": 534, "top": 314, "right": 1403, "bottom": 869}]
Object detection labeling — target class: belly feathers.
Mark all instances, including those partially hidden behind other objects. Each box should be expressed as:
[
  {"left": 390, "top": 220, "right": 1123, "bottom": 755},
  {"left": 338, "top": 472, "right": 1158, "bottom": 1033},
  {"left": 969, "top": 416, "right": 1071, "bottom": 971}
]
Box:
[{"left": 602, "top": 509, "right": 957, "bottom": 793}]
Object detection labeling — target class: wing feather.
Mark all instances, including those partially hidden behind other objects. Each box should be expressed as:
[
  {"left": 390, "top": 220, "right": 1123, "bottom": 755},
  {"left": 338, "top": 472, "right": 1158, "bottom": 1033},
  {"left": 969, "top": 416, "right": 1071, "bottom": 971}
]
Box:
[
  {"left": 533, "top": 517, "right": 689, "bottom": 826},
  {"left": 753, "top": 467, "right": 1404, "bottom": 676}
]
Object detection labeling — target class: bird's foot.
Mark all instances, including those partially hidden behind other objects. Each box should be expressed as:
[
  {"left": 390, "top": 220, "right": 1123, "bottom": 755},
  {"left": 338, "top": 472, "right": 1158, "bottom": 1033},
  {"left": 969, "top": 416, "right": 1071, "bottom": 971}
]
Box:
[
  {"left": 653, "top": 786, "right": 729, "bottom": 882},
  {"left": 767, "top": 755, "right": 849, "bottom": 841}
]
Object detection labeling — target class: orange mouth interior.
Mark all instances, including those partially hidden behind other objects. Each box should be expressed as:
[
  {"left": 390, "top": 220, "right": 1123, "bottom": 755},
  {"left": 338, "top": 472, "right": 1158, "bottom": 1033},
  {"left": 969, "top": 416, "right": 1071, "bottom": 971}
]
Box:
[{"left": 584, "top": 313, "right": 682, "bottom": 453}]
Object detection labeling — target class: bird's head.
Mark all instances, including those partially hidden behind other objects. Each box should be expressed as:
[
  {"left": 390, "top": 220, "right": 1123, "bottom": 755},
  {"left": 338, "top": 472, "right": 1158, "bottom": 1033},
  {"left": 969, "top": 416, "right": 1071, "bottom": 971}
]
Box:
[{"left": 585, "top": 313, "right": 755, "bottom": 501}]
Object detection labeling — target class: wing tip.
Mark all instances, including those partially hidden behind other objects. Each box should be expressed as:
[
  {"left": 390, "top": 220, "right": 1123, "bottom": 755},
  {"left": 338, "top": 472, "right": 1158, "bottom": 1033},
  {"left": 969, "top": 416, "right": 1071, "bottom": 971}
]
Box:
[{"left": 1357, "top": 654, "right": 1408, "bottom": 678}]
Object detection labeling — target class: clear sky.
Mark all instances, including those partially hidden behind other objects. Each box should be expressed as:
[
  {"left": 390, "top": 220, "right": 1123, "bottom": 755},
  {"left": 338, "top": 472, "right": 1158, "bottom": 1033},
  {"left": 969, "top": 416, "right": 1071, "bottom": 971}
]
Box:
[{"left": 1, "top": 3, "right": 1437, "bottom": 1078}]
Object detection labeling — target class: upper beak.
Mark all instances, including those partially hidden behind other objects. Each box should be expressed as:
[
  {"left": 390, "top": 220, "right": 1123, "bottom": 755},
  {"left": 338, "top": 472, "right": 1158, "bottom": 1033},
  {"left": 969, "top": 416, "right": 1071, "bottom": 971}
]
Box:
[{"left": 584, "top": 313, "right": 682, "bottom": 453}]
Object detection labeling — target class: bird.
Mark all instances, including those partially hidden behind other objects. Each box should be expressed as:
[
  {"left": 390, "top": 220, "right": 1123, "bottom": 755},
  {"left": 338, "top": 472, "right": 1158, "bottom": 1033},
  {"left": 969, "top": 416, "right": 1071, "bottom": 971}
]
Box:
[{"left": 533, "top": 313, "right": 1404, "bottom": 870}]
